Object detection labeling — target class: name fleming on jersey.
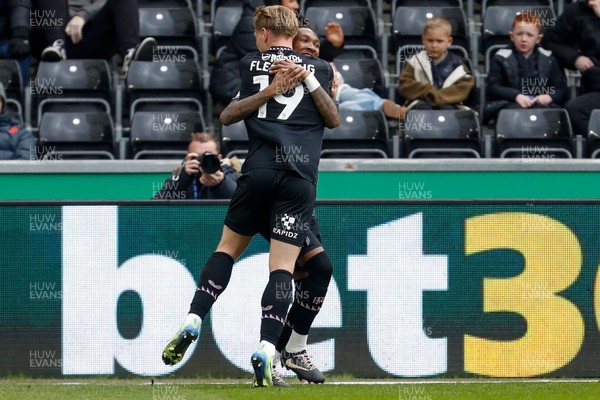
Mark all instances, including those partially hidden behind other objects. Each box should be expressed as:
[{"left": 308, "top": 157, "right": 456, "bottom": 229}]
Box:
[{"left": 250, "top": 53, "right": 316, "bottom": 74}]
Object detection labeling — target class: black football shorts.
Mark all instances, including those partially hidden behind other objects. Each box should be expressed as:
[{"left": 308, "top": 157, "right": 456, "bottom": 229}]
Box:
[{"left": 224, "top": 168, "right": 316, "bottom": 247}]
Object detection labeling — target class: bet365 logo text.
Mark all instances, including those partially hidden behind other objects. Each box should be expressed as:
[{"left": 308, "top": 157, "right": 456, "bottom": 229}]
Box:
[{"left": 61, "top": 206, "right": 590, "bottom": 377}]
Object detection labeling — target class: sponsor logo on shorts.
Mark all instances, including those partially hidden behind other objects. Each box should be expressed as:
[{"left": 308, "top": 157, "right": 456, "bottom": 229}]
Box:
[{"left": 272, "top": 213, "right": 309, "bottom": 239}]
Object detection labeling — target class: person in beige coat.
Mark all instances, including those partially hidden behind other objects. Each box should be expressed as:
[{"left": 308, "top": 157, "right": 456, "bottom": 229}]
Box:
[{"left": 399, "top": 16, "right": 474, "bottom": 111}]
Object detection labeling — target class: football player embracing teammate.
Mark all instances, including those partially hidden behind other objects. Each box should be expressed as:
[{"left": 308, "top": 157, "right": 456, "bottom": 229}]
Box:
[{"left": 162, "top": 5, "right": 339, "bottom": 388}]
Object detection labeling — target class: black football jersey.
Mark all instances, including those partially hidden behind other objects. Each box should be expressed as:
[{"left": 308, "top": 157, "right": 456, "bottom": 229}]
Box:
[{"left": 237, "top": 46, "right": 334, "bottom": 183}]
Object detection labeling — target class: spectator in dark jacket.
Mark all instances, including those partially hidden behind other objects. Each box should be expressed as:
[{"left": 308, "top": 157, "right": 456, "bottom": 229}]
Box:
[
  {"left": 34, "top": 0, "right": 155, "bottom": 74},
  {"left": 209, "top": 0, "right": 345, "bottom": 106},
  {"left": 153, "top": 132, "right": 240, "bottom": 200},
  {"left": 0, "top": 0, "right": 32, "bottom": 84},
  {"left": 0, "top": 83, "right": 35, "bottom": 160},
  {"left": 543, "top": 0, "right": 600, "bottom": 136},
  {"left": 485, "top": 13, "right": 567, "bottom": 124}
]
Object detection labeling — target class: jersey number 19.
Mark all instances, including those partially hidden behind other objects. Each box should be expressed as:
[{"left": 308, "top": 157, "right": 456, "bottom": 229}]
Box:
[{"left": 254, "top": 75, "right": 304, "bottom": 120}]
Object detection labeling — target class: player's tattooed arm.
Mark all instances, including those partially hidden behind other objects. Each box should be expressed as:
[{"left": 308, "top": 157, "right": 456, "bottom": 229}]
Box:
[
  {"left": 271, "top": 59, "right": 340, "bottom": 128},
  {"left": 309, "top": 86, "right": 340, "bottom": 129},
  {"left": 220, "top": 62, "right": 308, "bottom": 125},
  {"left": 220, "top": 90, "right": 272, "bottom": 126}
]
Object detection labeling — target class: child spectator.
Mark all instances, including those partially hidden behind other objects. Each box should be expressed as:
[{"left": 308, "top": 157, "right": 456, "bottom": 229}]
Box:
[
  {"left": 485, "top": 12, "right": 567, "bottom": 124},
  {"left": 398, "top": 16, "right": 474, "bottom": 111}
]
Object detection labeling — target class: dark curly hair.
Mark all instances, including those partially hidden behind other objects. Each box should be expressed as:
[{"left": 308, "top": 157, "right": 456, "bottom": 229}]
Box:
[{"left": 261, "top": 0, "right": 308, "bottom": 26}]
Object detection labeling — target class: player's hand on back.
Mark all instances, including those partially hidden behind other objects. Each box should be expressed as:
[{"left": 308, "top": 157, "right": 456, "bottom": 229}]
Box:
[{"left": 269, "top": 59, "right": 310, "bottom": 94}]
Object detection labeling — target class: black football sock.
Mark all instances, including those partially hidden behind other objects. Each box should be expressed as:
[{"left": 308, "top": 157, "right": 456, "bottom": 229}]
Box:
[
  {"left": 260, "top": 269, "right": 293, "bottom": 345},
  {"left": 287, "top": 251, "right": 333, "bottom": 335},
  {"left": 276, "top": 306, "right": 296, "bottom": 353},
  {"left": 188, "top": 252, "right": 234, "bottom": 319}
]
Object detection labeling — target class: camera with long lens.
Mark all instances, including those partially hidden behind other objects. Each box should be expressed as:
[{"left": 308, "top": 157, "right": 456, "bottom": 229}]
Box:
[{"left": 197, "top": 152, "right": 221, "bottom": 174}]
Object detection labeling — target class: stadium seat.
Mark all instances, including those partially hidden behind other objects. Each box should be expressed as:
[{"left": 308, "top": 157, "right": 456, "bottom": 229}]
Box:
[
  {"left": 480, "top": 44, "right": 509, "bottom": 125},
  {"left": 402, "top": 109, "right": 481, "bottom": 158},
  {"left": 125, "top": 59, "right": 204, "bottom": 117},
  {"left": 37, "top": 112, "right": 115, "bottom": 160},
  {"left": 304, "top": 6, "right": 378, "bottom": 50},
  {"left": 130, "top": 111, "right": 205, "bottom": 159},
  {"left": 210, "top": 0, "right": 244, "bottom": 21},
  {"left": 0, "top": 60, "right": 23, "bottom": 101},
  {"left": 495, "top": 108, "right": 574, "bottom": 158},
  {"left": 139, "top": 6, "right": 198, "bottom": 60},
  {"left": 321, "top": 109, "right": 390, "bottom": 158},
  {"left": 333, "top": 57, "right": 386, "bottom": 97},
  {"left": 4, "top": 100, "right": 23, "bottom": 123},
  {"left": 220, "top": 120, "right": 249, "bottom": 159},
  {"left": 483, "top": 44, "right": 509, "bottom": 74},
  {"left": 32, "top": 60, "right": 112, "bottom": 129},
  {"left": 301, "top": 0, "right": 371, "bottom": 14},
  {"left": 333, "top": 44, "right": 380, "bottom": 60},
  {"left": 138, "top": 0, "right": 192, "bottom": 8},
  {"left": 212, "top": 7, "right": 243, "bottom": 55},
  {"left": 0, "top": 60, "right": 24, "bottom": 122},
  {"left": 34, "top": 60, "right": 111, "bottom": 99},
  {"left": 482, "top": 0, "right": 553, "bottom": 15},
  {"left": 392, "top": 7, "right": 468, "bottom": 52},
  {"left": 393, "top": 0, "right": 461, "bottom": 6},
  {"left": 586, "top": 110, "right": 600, "bottom": 158},
  {"left": 210, "top": 0, "right": 244, "bottom": 53}
]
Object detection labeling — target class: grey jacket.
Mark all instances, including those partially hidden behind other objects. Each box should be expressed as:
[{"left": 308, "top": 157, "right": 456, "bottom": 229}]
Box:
[{"left": 69, "top": 0, "right": 107, "bottom": 22}]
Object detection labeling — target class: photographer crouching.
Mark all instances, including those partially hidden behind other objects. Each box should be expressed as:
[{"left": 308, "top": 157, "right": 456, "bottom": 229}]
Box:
[{"left": 153, "top": 133, "right": 241, "bottom": 200}]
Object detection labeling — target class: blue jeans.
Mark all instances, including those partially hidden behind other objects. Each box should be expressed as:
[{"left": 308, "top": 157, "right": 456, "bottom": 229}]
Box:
[
  {"left": 0, "top": 40, "right": 31, "bottom": 86},
  {"left": 337, "top": 84, "right": 385, "bottom": 112}
]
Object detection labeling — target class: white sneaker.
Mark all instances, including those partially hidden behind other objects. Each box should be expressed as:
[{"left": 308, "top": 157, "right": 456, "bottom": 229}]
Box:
[
  {"left": 41, "top": 39, "right": 66, "bottom": 62},
  {"left": 122, "top": 37, "right": 157, "bottom": 75}
]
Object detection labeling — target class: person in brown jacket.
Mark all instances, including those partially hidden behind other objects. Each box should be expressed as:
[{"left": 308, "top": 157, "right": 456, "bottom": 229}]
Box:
[{"left": 398, "top": 16, "right": 474, "bottom": 111}]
